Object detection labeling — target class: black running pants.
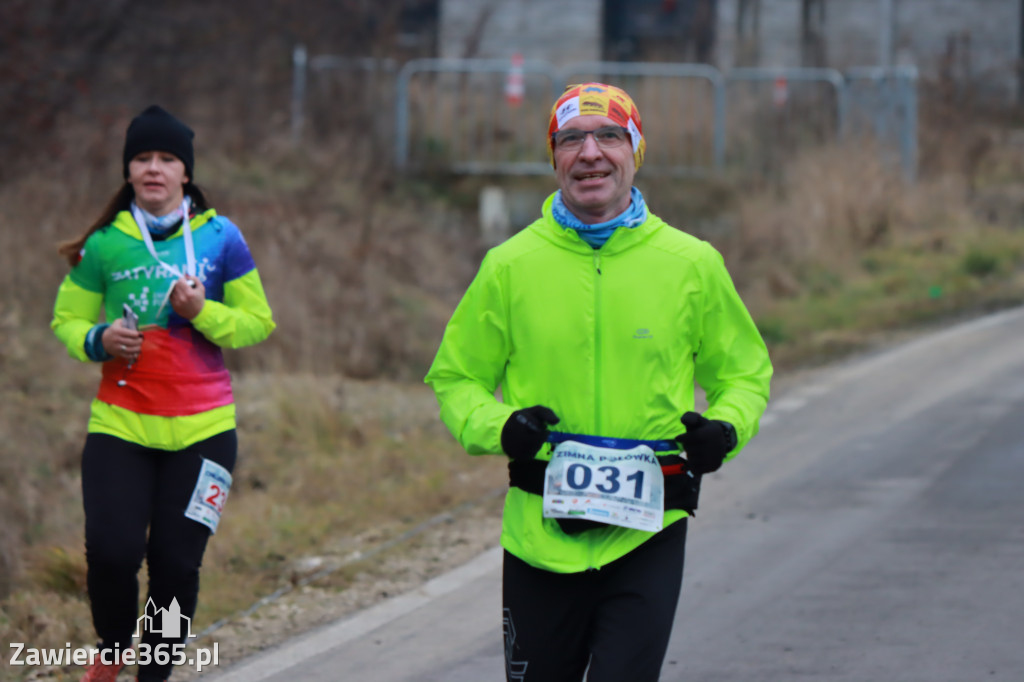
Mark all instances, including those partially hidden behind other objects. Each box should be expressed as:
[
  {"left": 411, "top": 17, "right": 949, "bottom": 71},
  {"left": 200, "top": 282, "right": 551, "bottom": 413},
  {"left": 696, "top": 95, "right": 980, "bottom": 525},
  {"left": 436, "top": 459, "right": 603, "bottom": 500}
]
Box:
[
  {"left": 502, "top": 518, "right": 687, "bottom": 682},
  {"left": 81, "top": 430, "right": 236, "bottom": 681}
]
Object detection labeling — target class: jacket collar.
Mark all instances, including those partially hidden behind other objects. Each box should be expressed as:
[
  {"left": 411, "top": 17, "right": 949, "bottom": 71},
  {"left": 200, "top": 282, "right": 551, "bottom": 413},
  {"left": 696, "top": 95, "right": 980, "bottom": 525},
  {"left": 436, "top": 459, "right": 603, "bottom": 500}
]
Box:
[{"left": 111, "top": 207, "right": 217, "bottom": 240}]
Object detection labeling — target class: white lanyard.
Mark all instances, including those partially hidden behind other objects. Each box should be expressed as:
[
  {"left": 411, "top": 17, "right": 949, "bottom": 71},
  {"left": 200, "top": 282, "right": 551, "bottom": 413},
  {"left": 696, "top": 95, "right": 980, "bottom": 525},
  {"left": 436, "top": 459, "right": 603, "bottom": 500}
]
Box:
[
  {"left": 131, "top": 197, "right": 196, "bottom": 280},
  {"left": 132, "top": 198, "right": 197, "bottom": 320}
]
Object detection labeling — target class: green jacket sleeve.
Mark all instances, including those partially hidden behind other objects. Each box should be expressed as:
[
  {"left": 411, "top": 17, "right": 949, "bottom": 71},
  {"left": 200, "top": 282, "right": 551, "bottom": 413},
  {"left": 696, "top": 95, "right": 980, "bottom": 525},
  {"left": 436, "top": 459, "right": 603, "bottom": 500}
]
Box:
[
  {"left": 424, "top": 254, "right": 516, "bottom": 455},
  {"left": 51, "top": 275, "right": 104, "bottom": 362},
  {"left": 191, "top": 268, "right": 276, "bottom": 348},
  {"left": 693, "top": 245, "right": 773, "bottom": 458}
]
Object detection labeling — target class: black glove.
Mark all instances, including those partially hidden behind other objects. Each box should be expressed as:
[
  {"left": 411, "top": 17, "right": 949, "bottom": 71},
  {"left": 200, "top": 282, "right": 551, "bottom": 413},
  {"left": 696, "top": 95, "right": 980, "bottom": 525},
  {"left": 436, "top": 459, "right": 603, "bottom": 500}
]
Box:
[
  {"left": 676, "top": 412, "right": 737, "bottom": 475},
  {"left": 501, "top": 406, "right": 560, "bottom": 460}
]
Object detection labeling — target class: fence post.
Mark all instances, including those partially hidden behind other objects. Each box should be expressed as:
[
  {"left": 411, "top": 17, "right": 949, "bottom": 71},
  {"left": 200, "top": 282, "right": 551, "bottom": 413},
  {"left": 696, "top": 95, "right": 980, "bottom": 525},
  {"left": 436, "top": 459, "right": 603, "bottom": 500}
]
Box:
[
  {"left": 835, "top": 77, "right": 848, "bottom": 141},
  {"left": 712, "top": 74, "right": 726, "bottom": 170},
  {"left": 900, "top": 66, "right": 919, "bottom": 183},
  {"left": 394, "top": 59, "right": 417, "bottom": 170},
  {"left": 291, "top": 44, "right": 308, "bottom": 145}
]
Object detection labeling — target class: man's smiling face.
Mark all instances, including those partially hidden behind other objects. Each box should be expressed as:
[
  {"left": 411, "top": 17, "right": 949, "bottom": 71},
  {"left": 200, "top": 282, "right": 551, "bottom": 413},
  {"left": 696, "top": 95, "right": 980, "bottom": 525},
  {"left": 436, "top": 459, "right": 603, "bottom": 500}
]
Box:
[{"left": 553, "top": 115, "right": 636, "bottom": 225}]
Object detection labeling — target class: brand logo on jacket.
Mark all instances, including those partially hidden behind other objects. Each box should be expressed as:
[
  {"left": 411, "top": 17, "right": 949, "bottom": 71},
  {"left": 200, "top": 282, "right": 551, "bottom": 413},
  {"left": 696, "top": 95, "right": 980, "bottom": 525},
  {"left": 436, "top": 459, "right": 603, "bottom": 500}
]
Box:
[{"left": 633, "top": 328, "right": 653, "bottom": 339}]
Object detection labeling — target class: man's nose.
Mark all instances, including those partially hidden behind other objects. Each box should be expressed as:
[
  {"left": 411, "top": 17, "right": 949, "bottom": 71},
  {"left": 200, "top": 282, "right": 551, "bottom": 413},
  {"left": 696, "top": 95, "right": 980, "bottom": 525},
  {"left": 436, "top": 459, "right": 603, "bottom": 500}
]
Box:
[{"left": 578, "top": 133, "right": 603, "bottom": 157}]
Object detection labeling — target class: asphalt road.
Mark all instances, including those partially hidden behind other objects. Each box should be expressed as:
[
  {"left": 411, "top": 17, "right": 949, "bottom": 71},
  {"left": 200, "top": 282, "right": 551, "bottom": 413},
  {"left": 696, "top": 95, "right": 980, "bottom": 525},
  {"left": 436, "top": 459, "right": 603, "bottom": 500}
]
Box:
[{"left": 206, "top": 307, "right": 1024, "bottom": 682}]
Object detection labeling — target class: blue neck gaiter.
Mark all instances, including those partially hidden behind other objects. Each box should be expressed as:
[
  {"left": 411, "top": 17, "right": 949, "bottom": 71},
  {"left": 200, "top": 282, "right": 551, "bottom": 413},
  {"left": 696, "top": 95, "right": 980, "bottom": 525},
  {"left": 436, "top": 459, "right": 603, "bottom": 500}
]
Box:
[
  {"left": 131, "top": 196, "right": 191, "bottom": 237},
  {"left": 552, "top": 187, "right": 647, "bottom": 249}
]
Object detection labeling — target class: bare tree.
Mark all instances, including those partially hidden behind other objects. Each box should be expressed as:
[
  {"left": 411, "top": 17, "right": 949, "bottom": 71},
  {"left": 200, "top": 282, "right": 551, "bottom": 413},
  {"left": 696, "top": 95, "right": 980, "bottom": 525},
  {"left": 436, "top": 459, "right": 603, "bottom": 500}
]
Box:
[
  {"left": 735, "top": 0, "right": 761, "bottom": 66},
  {"left": 0, "top": 0, "right": 421, "bottom": 180},
  {"left": 800, "top": 0, "right": 827, "bottom": 67},
  {"left": 693, "top": 0, "right": 717, "bottom": 64},
  {"left": 0, "top": 0, "right": 134, "bottom": 179}
]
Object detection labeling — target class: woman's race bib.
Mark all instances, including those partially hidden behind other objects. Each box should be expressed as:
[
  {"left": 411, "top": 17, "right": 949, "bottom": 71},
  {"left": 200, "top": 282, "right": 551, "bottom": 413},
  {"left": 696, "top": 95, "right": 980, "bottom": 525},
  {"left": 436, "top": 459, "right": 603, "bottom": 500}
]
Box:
[
  {"left": 185, "top": 458, "right": 232, "bottom": 533},
  {"left": 542, "top": 440, "right": 664, "bottom": 532}
]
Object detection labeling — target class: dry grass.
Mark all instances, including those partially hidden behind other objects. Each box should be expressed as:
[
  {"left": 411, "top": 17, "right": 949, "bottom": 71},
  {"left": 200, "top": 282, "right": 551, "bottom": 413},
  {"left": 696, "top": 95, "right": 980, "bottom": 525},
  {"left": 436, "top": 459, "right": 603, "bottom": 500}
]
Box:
[
  {"left": 0, "top": 129, "right": 494, "bottom": 681},
  {"left": 3, "top": 98, "right": 1024, "bottom": 681},
  {"left": 722, "top": 134, "right": 1024, "bottom": 366},
  {"left": 195, "top": 372, "right": 509, "bottom": 624}
]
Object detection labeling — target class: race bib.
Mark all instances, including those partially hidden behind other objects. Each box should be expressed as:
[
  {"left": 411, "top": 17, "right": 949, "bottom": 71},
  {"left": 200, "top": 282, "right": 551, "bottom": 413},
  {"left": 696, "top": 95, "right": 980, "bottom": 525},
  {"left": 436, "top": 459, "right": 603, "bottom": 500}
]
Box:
[
  {"left": 542, "top": 441, "right": 664, "bottom": 532},
  {"left": 184, "top": 458, "right": 232, "bottom": 534}
]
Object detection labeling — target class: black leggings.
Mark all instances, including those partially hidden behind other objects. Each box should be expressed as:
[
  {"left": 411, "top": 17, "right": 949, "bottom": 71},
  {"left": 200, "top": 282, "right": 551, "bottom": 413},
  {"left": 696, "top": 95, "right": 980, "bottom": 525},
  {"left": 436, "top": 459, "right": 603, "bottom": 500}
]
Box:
[
  {"left": 502, "top": 518, "right": 687, "bottom": 682},
  {"left": 81, "top": 430, "right": 236, "bottom": 681}
]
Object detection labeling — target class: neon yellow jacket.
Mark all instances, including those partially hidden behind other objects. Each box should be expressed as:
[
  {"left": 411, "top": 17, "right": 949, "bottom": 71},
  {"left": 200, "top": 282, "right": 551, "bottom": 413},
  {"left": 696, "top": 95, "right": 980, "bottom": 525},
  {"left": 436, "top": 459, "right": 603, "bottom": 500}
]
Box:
[{"left": 425, "top": 193, "right": 772, "bottom": 573}]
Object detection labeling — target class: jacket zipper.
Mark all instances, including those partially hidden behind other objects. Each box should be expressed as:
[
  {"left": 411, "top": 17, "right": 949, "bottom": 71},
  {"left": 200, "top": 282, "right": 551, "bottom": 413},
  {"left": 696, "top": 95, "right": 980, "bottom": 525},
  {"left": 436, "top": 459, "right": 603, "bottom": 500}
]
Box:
[
  {"left": 590, "top": 248, "right": 603, "bottom": 570},
  {"left": 592, "top": 249, "right": 603, "bottom": 432}
]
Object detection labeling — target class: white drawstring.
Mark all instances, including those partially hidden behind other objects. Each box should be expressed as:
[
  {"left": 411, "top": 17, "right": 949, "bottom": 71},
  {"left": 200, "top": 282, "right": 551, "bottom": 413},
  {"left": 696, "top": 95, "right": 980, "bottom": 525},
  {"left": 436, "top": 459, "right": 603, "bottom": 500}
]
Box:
[{"left": 131, "top": 197, "right": 197, "bottom": 319}]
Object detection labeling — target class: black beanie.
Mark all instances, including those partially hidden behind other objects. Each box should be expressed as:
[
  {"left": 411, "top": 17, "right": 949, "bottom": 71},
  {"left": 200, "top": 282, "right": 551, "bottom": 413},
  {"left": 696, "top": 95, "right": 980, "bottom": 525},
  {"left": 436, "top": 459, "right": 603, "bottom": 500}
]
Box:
[{"left": 122, "top": 105, "right": 195, "bottom": 180}]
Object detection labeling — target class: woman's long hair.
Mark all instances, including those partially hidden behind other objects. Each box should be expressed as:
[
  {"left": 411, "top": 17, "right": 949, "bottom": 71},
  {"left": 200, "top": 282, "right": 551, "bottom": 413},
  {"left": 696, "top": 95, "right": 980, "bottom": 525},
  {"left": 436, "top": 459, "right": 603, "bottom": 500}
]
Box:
[{"left": 57, "top": 182, "right": 210, "bottom": 267}]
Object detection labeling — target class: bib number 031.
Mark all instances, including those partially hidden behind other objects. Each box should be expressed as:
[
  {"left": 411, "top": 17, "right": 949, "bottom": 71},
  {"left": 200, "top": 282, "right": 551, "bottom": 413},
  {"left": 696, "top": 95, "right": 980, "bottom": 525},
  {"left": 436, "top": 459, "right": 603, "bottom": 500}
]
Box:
[
  {"left": 563, "top": 462, "right": 649, "bottom": 501},
  {"left": 543, "top": 441, "right": 665, "bottom": 533}
]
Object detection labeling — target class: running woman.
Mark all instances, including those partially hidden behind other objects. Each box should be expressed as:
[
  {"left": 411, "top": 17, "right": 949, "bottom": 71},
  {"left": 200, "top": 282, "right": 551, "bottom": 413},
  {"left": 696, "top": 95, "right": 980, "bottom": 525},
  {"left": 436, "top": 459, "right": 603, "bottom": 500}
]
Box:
[{"left": 52, "top": 105, "right": 275, "bottom": 682}]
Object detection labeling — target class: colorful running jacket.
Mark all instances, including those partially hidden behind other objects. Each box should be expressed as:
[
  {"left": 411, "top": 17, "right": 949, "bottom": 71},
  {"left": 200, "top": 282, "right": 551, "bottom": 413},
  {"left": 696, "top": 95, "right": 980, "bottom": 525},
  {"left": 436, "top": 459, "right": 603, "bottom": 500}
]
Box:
[
  {"left": 52, "top": 208, "right": 275, "bottom": 450},
  {"left": 425, "top": 192, "right": 772, "bottom": 573}
]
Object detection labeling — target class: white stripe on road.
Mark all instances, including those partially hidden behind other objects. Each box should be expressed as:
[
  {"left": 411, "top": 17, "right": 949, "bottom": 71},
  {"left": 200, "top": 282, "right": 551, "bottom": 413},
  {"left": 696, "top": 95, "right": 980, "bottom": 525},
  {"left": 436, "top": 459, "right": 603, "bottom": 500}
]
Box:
[{"left": 205, "top": 547, "right": 503, "bottom": 682}]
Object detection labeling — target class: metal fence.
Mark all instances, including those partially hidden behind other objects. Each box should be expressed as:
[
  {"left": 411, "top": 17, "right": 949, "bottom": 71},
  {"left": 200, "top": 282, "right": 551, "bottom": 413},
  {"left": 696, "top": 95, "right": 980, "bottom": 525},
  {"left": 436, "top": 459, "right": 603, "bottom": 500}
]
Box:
[
  {"left": 845, "top": 67, "right": 919, "bottom": 181},
  {"left": 290, "top": 46, "right": 399, "bottom": 149},
  {"left": 291, "top": 47, "right": 918, "bottom": 181},
  {"left": 393, "top": 58, "right": 562, "bottom": 175}
]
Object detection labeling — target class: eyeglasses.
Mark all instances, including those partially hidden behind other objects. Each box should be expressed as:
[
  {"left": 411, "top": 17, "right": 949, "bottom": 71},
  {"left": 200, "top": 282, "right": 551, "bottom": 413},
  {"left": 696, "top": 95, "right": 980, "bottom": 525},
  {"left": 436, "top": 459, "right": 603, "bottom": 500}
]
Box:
[{"left": 551, "top": 126, "right": 630, "bottom": 152}]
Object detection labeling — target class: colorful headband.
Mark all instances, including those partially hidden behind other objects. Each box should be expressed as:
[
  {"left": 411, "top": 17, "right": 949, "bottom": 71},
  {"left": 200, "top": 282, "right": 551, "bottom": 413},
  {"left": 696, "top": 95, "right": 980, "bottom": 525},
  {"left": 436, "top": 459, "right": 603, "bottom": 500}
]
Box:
[{"left": 547, "top": 82, "right": 645, "bottom": 170}]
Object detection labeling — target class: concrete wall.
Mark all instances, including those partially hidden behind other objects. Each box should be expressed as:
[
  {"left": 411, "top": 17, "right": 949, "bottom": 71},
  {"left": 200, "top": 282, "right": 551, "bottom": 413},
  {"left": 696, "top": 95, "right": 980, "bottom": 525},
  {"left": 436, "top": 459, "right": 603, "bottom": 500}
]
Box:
[
  {"left": 439, "top": 0, "right": 603, "bottom": 65},
  {"left": 437, "top": 0, "right": 1021, "bottom": 95},
  {"left": 716, "top": 0, "right": 1020, "bottom": 93}
]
